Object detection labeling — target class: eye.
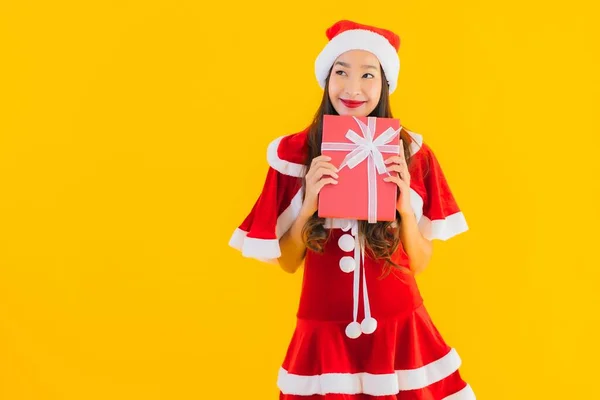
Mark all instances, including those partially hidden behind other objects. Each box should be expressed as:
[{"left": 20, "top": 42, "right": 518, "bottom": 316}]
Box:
[
  {"left": 363, "top": 73, "right": 375, "bottom": 78},
  {"left": 335, "top": 70, "right": 347, "bottom": 76}
]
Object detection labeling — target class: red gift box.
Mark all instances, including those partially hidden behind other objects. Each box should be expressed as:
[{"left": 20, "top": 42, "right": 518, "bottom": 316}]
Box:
[{"left": 318, "top": 115, "right": 401, "bottom": 222}]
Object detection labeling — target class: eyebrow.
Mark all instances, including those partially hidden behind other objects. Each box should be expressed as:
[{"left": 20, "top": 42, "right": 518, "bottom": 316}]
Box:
[{"left": 334, "top": 61, "right": 378, "bottom": 70}]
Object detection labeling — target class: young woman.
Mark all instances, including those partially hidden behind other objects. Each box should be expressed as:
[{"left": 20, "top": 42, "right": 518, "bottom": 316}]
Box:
[{"left": 229, "top": 19, "right": 475, "bottom": 400}]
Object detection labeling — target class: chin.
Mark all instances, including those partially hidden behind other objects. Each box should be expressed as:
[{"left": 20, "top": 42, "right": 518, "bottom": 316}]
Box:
[{"left": 346, "top": 110, "right": 367, "bottom": 117}]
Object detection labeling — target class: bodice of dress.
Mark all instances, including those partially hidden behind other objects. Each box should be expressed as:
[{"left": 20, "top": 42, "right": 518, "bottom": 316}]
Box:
[{"left": 296, "top": 219, "right": 424, "bottom": 339}]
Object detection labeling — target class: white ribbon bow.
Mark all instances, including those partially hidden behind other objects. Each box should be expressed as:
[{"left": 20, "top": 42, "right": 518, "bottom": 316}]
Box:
[{"left": 321, "top": 116, "right": 401, "bottom": 223}]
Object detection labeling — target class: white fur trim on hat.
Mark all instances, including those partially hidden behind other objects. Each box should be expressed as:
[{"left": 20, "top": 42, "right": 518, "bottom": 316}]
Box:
[{"left": 315, "top": 29, "right": 400, "bottom": 94}]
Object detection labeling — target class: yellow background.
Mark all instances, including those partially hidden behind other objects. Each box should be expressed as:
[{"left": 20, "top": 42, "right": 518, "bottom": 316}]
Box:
[{"left": 1, "top": 1, "right": 599, "bottom": 399}]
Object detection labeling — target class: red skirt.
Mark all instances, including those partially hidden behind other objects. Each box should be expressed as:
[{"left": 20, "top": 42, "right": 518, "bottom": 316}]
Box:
[{"left": 277, "top": 304, "right": 475, "bottom": 399}]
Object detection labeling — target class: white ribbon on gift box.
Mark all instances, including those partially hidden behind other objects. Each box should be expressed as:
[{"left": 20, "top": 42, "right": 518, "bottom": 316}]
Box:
[{"left": 321, "top": 116, "right": 402, "bottom": 339}]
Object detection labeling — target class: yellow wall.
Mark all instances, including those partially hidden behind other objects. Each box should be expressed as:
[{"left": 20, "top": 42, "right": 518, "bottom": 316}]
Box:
[{"left": 1, "top": 1, "right": 599, "bottom": 399}]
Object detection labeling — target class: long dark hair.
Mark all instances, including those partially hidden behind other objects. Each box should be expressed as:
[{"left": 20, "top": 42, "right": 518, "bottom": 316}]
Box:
[{"left": 301, "top": 66, "right": 420, "bottom": 276}]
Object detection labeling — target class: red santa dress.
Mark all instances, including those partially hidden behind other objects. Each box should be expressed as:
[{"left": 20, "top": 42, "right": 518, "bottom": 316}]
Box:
[{"left": 229, "top": 127, "right": 475, "bottom": 400}]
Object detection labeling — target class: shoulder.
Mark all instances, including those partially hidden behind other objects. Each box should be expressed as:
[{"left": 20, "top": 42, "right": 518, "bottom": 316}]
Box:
[
  {"left": 266, "top": 127, "right": 310, "bottom": 178},
  {"left": 402, "top": 127, "right": 441, "bottom": 170},
  {"left": 400, "top": 126, "right": 425, "bottom": 157},
  {"left": 401, "top": 127, "right": 432, "bottom": 175}
]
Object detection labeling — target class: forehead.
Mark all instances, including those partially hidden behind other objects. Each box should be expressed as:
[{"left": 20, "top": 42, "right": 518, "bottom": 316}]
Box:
[{"left": 334, "top": 50, "right": 381, "bottom": 67}]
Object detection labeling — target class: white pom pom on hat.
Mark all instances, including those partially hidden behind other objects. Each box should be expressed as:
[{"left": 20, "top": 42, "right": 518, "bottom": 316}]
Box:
[{"left": 314, "top": 20, "right": 401, "bottom": 94}]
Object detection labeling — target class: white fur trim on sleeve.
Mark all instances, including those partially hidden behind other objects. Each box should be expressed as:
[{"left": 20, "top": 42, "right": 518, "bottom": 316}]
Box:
[
  {"left": 229, "top": 187, "right": 305, "bottom": 263},
  {"left": 267, "top": 136, "right": 306, "bottom": 177},
  {"left": 418, "top": 211, "right": 469, "bottom": 241}
]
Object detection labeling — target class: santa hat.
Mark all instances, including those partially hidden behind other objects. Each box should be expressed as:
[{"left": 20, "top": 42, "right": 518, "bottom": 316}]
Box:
[{"left": 315, "top": 20, "right": 401, "bottom": 94}]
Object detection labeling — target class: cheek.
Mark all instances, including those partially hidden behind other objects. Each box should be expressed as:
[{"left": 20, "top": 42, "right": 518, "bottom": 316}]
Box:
[
  {"left": 367, "top": 81, "right": 382, "bottom": 101},
  {"left": 328, "top": 78, "right": 342, "bottom": 98}
]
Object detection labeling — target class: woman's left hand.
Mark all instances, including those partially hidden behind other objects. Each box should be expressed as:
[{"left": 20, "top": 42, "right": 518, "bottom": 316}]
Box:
[{"left": 383, "top": 139, "right": 412, "bottom": 216}]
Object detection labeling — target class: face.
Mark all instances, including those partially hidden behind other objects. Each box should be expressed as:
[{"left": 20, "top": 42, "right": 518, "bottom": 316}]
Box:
[{"left": 328, "top": 50, "right": 383, "bottom": 117}]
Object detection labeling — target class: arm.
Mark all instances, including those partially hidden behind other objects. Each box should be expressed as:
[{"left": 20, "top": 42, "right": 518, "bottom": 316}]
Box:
[
  {"left": 399, "top": 210, "right": 433, "bottom": 275},
  {"left": 383, "top": 142, "right": 432, "bottom": 275},
  {"left": 277, "top": 206, "right": 313, "bottom": 274},
  {"left": 277, "top": 155, "right": 338, "bottom": 274}
]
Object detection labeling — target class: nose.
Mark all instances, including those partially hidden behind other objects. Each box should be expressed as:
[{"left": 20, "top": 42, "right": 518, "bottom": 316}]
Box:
[{"left": 344, "top": 76, "right": 362, "bottom": 97}]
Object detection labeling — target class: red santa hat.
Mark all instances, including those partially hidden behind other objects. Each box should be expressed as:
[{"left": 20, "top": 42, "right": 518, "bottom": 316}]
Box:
[{"left": 315, "top": 20, "right": 401, "bottom": 94}]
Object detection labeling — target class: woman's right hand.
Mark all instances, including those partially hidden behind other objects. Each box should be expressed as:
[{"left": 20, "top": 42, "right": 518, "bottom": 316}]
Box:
[{"left": 300, "top": 155, "right": 339, "bottom": 217}]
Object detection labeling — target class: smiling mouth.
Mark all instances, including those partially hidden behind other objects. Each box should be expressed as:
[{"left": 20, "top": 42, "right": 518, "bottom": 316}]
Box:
[{"left": 340, "top": 99, "right": 366, "bottom": 108}]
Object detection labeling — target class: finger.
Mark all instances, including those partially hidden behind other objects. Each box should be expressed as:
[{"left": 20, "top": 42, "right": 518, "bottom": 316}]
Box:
[
  {"left": 313, "top": 160, "right": 339, "bottom": 172},
  {"left": 312, "top": 167, "right": 339, "bottom": 181},
  {"left": 383, "top": 175, "right": 400, "bottom": 186},
  {"left": 316, "top": 177, "right": 338, "bottom": 192},
  {"left": 384, "top": 175, "right": 408, "bottom": 189},
  {"left": 307, "top": 159, "right": 337, "bottom": 179},
  {"left": 311, "top": 155, "right": 332, "bottom": 168},
  {"left": 398, "top": 170, "right": 410, "bottom": 184},
  {"left": 384, "top": 156, "right": 402, "bottom": 165},
  {"left": 308, "top": 169, "right": 336, "bottom": 187},
  {"left": 309, "top": 161, "right": 339, "bottom": 178},
  {"left": 386, "top": 164, "right": 405, "bottom": 174},
  {"left": 308, "top": 156, "right": 332, "bottom": 175}
]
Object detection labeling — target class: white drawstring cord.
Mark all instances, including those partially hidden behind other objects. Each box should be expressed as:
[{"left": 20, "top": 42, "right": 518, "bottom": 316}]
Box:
[{"left": 340, "top": 220, "right": 378, "bottom": 339}]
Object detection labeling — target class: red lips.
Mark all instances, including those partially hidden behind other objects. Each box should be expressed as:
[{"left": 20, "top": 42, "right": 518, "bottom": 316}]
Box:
[{"left": 340, "top": 99, "right": 366, "bottom": 108}]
